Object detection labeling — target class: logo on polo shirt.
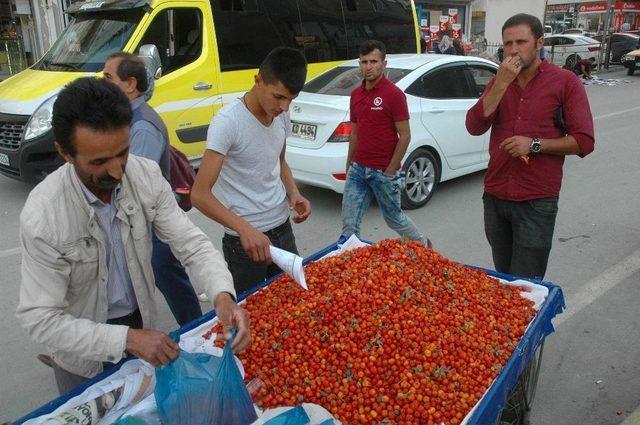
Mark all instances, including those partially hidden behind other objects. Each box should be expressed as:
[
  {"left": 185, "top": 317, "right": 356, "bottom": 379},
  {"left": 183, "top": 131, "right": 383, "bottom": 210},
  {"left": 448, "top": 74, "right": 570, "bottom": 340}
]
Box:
[{"left": 371, "top": 96, "right": 383, "bottom": 110}]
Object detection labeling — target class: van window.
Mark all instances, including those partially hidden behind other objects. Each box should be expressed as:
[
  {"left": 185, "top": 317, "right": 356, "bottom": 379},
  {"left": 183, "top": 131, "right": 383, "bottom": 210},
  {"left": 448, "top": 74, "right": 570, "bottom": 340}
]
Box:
[
  {"left": 298, "top": 1, "right": 350, "bottom": 62},
  {"left": 137, "top": 8, "right": 203, "bottom": 75},
  {"left": 212, "top": 0, "right": 417, "bottom": 71},
  {"left": 343, "top": 0, "right": 416, "bottom": 58},
  {"left": 33, "top": 10, "right": 143, "bottom": 72},
  {"left": 212, "top": 0, "right": 299, "bottom": 71}
]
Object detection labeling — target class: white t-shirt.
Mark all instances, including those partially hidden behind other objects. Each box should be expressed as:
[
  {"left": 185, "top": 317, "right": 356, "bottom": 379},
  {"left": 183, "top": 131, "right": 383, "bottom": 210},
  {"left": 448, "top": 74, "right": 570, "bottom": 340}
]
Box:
[{"left": 206, "top": 99, "right": 291, "bottom": 233}]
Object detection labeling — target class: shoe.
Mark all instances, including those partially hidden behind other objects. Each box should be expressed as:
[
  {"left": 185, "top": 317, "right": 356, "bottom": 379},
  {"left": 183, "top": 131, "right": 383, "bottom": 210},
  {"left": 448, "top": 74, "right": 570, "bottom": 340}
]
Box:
[{"left": 37, "top": 354, "right": 55, "bottom": 368}]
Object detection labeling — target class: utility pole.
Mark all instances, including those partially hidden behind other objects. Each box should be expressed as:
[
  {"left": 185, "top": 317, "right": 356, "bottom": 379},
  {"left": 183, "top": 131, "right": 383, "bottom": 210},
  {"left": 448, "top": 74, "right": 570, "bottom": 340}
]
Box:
[{"left": 599, "top": 0, "right": 614, "bottom": 70}]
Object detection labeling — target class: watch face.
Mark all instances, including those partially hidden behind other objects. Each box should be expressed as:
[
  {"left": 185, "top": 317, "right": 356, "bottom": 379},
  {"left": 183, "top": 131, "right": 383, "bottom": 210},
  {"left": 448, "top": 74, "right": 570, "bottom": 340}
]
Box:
[{"left": 531, "top": 139, "right": 542, "bottom": 153}]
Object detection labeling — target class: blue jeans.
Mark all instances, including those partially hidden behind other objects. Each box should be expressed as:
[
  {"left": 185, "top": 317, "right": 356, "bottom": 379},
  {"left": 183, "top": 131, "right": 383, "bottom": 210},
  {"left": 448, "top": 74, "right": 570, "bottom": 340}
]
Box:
[
  {"left": 152, "top": 234, "right": 202, "bottom": 326},
  {"left": 341, "top": 162, "right": 426, "bottom": 244}
]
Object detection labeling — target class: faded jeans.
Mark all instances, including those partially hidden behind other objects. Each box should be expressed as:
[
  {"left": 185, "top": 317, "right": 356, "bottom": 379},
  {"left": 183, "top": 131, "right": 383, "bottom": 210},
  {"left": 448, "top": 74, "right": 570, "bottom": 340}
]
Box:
[{"left": 341, "top": 162, "right": 426, "bottom": 244}]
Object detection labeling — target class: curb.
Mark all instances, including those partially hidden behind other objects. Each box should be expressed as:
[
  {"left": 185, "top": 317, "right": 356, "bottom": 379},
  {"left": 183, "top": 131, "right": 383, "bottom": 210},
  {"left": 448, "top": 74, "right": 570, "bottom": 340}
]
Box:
[{"left": 621, "top": 406, "right": 640, "bottom": 425}]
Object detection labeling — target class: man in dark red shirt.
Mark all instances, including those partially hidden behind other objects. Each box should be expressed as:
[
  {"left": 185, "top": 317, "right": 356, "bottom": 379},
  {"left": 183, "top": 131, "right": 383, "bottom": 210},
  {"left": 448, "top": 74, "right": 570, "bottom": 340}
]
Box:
[
  {"left": 466, "top": 14, "right": 594, "bottom": 279},
  {"left": 341, "top": 40, "right": 429, "bottom": 246}
]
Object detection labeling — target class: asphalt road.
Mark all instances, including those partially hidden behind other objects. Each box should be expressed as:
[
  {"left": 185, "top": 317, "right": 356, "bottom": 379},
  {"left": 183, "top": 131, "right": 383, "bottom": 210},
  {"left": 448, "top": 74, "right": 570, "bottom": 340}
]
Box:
[{"left": 1, "top": 68, "right": 638, "bottom": 423}]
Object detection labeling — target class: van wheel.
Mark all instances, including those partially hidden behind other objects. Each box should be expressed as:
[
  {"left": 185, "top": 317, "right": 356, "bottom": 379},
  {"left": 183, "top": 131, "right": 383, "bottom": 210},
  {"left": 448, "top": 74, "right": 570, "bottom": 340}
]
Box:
[
  {"left": 401, "top": 149, "right": 440, "bottom": 210},
  {"left": 566, "top": 54, "right": 580, "bottom": 68}
]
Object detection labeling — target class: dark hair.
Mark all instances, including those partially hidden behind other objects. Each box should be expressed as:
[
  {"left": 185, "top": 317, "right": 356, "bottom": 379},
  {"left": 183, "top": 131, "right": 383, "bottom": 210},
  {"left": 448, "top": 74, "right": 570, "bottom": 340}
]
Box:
[
  {"left": 359, "top": 39, "right": 387, "bottom": 59},
  {"left": 259, "top": 47, "right": 307, "bottom": 94},
  {"left": 106, "top": 52, "right": 148, "bottom": 93},
  {"left": 52, "top": 77, "right": 132, "bottom": 156},
  {"left": 502, "top": 14, "right": 543, "bottom": 40},
  {"left": 588, "top": 57, "right": 596, "bottom": 62}
]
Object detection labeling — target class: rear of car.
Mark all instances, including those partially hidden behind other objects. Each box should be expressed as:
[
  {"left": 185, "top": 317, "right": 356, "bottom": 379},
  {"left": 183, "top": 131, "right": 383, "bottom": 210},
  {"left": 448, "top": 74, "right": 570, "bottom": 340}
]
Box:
[
  {"left": 286, "top": 65, "right": 412, "bottom": 193},
  {"left": 544, "top": 35, "right": 601, "bottom": 68}
]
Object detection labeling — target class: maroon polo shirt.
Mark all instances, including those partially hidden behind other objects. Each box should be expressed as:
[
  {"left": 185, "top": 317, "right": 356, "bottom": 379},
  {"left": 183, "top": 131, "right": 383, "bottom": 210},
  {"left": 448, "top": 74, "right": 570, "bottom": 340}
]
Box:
[
  {"left": 466, "top": 60, "right": 595, "bottom": 201},
  {"left": 350, "top": 75, "right": 410, "bottom": 170}
]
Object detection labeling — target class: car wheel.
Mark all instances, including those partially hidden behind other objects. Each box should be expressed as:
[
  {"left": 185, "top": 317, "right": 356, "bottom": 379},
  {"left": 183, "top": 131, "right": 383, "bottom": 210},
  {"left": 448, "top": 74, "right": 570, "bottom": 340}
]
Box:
[
  {"left": 565, "top": 54, "right": 580, "bottom": 68},
  {"left": 628, "top": 66, "right": 636, "bottom": 76},
  {"left": 401, "top": 148, "right": 440, "bottom": 210}
]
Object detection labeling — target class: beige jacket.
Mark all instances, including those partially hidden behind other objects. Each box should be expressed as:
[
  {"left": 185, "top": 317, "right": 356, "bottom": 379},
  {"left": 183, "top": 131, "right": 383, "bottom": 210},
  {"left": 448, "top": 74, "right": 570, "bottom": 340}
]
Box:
[{"left": 16, "top": 156, "right": 235, "bottom": 378}]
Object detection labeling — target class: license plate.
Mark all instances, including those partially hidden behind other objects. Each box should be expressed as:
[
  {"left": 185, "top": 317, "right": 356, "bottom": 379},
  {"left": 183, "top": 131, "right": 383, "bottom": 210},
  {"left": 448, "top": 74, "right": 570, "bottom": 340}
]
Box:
[
  {"left": 291, "top": 122, "right": 317, "bottom": 141},
  {"left": 0, "top": 153, "right": 9, "bottom": 167}
]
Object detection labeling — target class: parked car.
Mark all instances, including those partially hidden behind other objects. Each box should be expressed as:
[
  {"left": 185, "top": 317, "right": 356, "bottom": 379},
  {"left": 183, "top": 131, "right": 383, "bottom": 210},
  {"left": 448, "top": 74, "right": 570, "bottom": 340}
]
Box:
[
  {"left": 544, "top": 25, "right": 553, "bottom": 37},
  {"left": 622, "top": 48, "right": 640, "bottom": 75},
  {"left": 562, "top": 28, "right": 597, "bottom": 37},
  {"left": 593, "top": 32, "right": 640, "bottom": 63},
  {"left": 286, "top": 54, "right": 498, "bottom": 209},
  {"left": 544, "top": 34, "right": 601, "bottom": 68}
]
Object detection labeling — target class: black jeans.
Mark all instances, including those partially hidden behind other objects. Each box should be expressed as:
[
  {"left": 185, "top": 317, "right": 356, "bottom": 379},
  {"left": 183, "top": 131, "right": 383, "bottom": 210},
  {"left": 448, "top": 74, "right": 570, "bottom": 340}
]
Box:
[
  {"left": 483, "top": 193, "right": 558, "bottom": 280},
  {"left": 222, "top": 220, "right": 299, "bottom": 295},
  {"left": 152, "top": 234, "right": 202, "bottom": 326}
]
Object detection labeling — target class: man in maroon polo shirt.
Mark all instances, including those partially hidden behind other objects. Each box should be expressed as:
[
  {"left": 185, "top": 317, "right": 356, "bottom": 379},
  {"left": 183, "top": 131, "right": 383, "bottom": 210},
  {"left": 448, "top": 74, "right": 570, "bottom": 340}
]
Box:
[
  {"left": 341, "top": 40, "right": 429, "bottom": 246},
  {"left": 466, "top": 14, "right": 595, "bottom": 279}
]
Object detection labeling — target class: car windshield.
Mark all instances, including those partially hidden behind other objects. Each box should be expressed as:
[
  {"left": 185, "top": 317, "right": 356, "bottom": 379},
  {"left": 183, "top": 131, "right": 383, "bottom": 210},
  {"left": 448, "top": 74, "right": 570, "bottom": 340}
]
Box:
[
  {"left": 303, "top": 66, "right": 412, "bottom": 96},
  {"left": 33, "top": 10, "right": 143, "bottom": 72}
]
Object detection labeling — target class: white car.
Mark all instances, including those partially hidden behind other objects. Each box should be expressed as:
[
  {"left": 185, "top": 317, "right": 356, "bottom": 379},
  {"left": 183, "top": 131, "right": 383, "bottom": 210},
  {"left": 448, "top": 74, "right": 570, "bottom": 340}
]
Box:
[
  {"left": 544, "top": 34, "right": 601, "bottom": 68},
  {"left": 286, "top": 54, "right": 497, "bottom": 209}
]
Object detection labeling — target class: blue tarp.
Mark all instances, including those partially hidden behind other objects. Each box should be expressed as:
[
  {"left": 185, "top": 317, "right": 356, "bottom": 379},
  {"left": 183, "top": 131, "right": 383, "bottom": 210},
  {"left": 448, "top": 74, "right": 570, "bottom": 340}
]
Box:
[{"left": 15, "top": 239, "right": 564, "bottom": 425}]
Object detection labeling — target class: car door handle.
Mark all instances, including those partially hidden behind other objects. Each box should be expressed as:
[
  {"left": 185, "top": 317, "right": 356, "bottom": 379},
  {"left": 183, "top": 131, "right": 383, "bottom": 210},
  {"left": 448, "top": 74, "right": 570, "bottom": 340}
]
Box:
[
  {"left": 428, "top": 109, "right": 445, "bottom": 114},
  {"left": 193, "top": 82, "right": 212, "bottom": 91}
]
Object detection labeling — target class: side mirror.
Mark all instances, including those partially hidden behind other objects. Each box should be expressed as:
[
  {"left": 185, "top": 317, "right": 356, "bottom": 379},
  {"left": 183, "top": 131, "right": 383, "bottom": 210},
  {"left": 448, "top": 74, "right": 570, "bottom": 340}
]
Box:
[{"left": 138, "top": 44, "right": 162, "bottom": 100}]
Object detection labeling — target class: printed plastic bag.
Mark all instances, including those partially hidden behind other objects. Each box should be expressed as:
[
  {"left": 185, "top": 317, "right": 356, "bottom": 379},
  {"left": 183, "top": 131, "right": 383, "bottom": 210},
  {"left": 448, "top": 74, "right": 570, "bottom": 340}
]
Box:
[
  {"left": 114, "top": 395, "right": 161, "bottom": 425},
  {"left": 155, "top": 330, "right": 257, "bottom": 425}
]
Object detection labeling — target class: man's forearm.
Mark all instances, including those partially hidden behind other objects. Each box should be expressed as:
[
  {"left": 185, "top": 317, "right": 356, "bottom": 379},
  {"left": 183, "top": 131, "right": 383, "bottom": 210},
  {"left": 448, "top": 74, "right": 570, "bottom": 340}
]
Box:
[
  {"left": 386, "top": 136, "right": 410, "bottom": 174},
  {"left": 540, "top": 135, "right": 582, "bottom": 156},
  {"left": 481, "top": 80, "right": 510, "bottom": 118}
]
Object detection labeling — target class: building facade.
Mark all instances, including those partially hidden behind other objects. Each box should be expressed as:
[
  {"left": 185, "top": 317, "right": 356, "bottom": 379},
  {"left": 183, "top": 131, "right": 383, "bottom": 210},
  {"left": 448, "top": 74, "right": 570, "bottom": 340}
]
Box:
[{"left": 546, "top": 0, "right": 640, "bottom": 33}]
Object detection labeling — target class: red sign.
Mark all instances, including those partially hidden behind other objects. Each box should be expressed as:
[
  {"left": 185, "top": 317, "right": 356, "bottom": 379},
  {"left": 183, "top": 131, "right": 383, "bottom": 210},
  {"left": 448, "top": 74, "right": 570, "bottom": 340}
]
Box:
[
  {"left": 452, "top": 23, "right": 462, "bottom": 39},
  {"left": 547, "top": 4, "right": 570, "bottom": 12},
  {"left": 439, "top": 15, "right": 449, "bottom": 31},
  {"left": 614, "top": 12, "right": 625, "bottom": 30},
  {"left": 578, "top": 2, "right": 607, "bottom": 13},
  {"left": 615, "top": 1, "right": 640, "bottom": 11}
]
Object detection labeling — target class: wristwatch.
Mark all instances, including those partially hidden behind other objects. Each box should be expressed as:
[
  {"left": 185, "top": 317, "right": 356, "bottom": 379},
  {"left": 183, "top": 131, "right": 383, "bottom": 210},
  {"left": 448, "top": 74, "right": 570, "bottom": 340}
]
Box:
[{"left": 529, "top": 137, "right": 542, "bottom": 154}]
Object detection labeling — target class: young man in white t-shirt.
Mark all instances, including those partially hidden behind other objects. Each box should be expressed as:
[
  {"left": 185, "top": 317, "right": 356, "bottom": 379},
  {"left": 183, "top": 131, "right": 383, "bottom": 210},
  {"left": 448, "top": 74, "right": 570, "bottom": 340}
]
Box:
[{"left": 192, "top": 47, "right": 311, "bottom": 294}]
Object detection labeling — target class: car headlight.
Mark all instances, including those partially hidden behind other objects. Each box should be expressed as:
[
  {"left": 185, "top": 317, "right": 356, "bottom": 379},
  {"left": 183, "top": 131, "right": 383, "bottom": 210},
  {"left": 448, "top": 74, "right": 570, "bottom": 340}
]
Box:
[{"left": 24, "top": 95, "right": 57, "bottom": 141}]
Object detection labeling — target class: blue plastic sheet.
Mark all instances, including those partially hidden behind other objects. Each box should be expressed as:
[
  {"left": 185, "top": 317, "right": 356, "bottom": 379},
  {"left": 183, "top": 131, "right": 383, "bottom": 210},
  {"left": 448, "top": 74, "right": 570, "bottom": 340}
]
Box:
[
  {"left": 263, "top": 405, "right": 310, "bottom": 425},
  {"left": 155, "top": 329, "right": 257, "bottom": 425}
]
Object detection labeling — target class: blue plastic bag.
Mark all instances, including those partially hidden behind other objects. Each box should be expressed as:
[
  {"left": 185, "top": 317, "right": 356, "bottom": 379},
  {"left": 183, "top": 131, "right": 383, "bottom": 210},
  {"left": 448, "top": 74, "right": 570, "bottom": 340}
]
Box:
[
  {"left": 263, "top": 406, "right": 310, "bottom": 425},
  {"left": 155, "top": 329, "right": 257, "bottom": 425}
]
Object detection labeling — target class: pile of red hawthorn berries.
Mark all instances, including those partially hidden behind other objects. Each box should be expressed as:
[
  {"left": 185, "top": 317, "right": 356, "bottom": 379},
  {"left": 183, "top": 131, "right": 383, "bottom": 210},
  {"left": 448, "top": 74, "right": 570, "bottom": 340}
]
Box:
[{"left": 204, "top": 239, "right": 536, "bottom": 424}]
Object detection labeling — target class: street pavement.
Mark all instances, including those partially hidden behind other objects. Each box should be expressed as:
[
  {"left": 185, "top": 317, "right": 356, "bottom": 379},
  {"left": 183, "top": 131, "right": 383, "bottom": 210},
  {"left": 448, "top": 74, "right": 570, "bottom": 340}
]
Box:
[{"left": 0, "top": 68, "right": 638, "bottom": 423}]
